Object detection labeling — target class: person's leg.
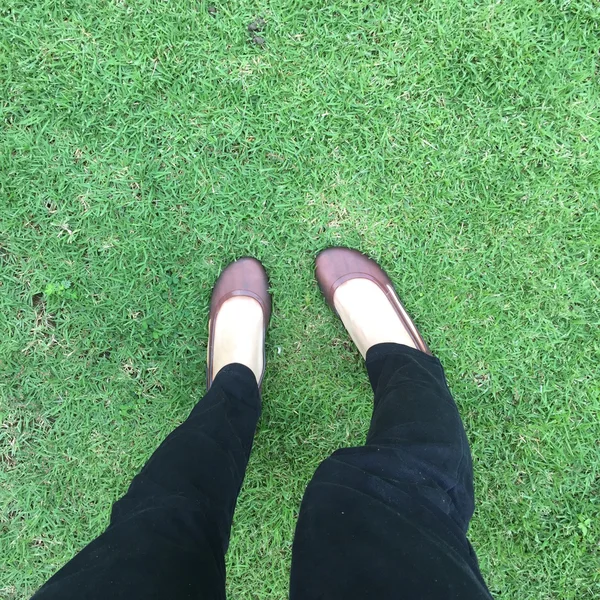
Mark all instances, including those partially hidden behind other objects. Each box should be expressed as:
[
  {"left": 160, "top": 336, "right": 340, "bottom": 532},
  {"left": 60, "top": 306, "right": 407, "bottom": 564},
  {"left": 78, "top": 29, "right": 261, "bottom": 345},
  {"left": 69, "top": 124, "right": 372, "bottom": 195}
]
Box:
[
  {"left": 33, "top": 257, "right": 272, "bottom": 600},
  {"left": 33, "top": 364, "right": 260, "bottom": 600},
  {"left": 290, "top": 344, "right": 491, "bottom": 599},
  {"left": 290, "top": 248, "right": 492, "bottom": 599}
]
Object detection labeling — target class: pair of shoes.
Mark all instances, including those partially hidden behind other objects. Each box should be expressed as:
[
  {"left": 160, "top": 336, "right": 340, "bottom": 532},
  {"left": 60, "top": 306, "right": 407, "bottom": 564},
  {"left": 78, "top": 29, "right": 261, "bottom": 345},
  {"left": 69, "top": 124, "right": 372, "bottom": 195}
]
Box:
[{"left": 207, "top": 247, "right": 431, "bottom": 388}]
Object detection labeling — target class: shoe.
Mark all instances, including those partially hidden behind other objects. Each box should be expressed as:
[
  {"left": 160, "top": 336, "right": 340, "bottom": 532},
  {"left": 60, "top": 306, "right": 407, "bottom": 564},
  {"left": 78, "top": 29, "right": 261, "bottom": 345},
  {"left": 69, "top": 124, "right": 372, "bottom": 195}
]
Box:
[
  {"left": 207, "top": 257, "right": 271, "bottom": 388},
  {"left": 315, "top": 247, "right": 431, "bottom": 357}
]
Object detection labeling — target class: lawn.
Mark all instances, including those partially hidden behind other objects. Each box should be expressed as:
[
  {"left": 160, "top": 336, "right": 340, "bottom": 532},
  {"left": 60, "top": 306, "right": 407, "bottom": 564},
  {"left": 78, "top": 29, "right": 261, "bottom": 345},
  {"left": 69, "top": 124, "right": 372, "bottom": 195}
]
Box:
[{"left": 1, "top": 0, "right": 599, "bottom": 598}]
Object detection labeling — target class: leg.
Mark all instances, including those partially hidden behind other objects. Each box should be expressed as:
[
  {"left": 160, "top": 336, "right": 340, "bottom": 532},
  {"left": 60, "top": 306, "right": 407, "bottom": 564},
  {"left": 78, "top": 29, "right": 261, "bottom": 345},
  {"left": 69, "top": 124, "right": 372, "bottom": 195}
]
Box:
[
  {"left": 290, "top": 344, "right": 491, "bottom": 599},
  {"left": 292, "top": 248, "right": 492, "bottom": 599},
  {"left": 33, "top": 364, "right": 260, "bottom": 600},
  {"left": 33, "top": 257, "right": 272, "bottom": 600}
]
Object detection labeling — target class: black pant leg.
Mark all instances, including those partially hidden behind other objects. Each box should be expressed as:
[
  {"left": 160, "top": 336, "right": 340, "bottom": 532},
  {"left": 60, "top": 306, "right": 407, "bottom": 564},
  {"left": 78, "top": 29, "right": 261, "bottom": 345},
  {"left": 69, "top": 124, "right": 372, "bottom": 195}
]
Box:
[
  {"left": 32, "top": 364, "right": 260, "bottom": 600},
  {"left": 290, "top": 343, "right": 492, "bottom": 600}
]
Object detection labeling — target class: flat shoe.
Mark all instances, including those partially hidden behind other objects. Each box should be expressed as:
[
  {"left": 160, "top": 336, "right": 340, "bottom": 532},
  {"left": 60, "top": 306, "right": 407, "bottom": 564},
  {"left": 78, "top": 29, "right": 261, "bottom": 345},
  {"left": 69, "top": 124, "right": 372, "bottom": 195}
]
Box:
[
  {"left": 207, "top": 257, "right": 272, "bottom": 388},
  {"left": 315, "top": 247, "right": 431, "bottom": 355}
]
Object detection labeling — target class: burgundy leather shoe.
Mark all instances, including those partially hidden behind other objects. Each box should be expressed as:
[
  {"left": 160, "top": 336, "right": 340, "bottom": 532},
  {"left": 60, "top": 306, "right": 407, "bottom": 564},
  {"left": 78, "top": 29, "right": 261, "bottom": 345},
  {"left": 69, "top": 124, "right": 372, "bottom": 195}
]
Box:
[
  {"left": 207, "top": 257, "right": 272, "bottom": 388},
  {"left": 315, "top": 247, "right": 431, "bottom": 355}
]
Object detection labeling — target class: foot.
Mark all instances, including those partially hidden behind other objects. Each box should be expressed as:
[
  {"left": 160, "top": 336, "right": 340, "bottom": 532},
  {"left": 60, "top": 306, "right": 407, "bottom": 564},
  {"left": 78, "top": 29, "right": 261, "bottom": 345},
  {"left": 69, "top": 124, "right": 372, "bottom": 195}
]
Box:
[
  {"left": 315, "top": 247, "right": 431, "bottom": 359},
  {"left": 207, "top": 257, "right": 271, "bottom": 388},
  {"left": 211, "top": 296, "right": 264, "bottom": 383},
  {"left": 333, "top": 278, "right": 417, "bottom": 358}
]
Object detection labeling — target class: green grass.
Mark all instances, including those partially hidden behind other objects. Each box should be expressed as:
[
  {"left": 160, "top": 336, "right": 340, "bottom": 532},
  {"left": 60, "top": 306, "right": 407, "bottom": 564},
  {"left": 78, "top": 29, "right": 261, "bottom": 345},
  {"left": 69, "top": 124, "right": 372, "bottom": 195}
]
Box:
[{"left": 1, "top": 0, "right": 599, "bottom": 598}]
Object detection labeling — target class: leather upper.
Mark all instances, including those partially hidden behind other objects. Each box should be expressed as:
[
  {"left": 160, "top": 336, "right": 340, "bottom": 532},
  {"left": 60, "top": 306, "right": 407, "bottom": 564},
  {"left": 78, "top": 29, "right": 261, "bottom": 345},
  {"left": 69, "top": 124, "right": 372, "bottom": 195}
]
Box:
[
  {"left": 207, "top": 257, "right": 271, "bottom": 388},
  {"left": 315, "top": 247, "right": 431, "bottom": 355}
]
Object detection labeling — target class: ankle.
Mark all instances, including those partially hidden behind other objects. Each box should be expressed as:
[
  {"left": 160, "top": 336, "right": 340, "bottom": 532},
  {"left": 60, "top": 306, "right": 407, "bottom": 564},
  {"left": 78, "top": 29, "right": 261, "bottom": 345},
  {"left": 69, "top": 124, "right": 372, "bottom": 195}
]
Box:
[
  {"left": 211, "top": 296, "right": 264, "bottom": 383},
  {"left": 333, "top": 279, "right": 418, "bottom": 358}
]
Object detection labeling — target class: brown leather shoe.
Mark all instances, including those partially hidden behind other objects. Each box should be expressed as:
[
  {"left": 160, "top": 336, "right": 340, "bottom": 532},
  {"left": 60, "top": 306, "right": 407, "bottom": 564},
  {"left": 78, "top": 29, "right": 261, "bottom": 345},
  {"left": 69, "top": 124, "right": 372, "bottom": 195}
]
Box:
[
  {"left": 207, "top": 257, "right": 271, "bottom": 389},
  {"left": 315, "top": 247, "right": 431, "bottom": 355}
]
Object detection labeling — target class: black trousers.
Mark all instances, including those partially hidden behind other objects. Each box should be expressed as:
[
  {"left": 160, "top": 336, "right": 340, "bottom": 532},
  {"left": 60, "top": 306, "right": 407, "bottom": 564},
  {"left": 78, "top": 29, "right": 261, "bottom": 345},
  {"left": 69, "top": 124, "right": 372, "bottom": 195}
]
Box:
[{"left": 32, "top": 344, "right": 492, "bottom": 599}]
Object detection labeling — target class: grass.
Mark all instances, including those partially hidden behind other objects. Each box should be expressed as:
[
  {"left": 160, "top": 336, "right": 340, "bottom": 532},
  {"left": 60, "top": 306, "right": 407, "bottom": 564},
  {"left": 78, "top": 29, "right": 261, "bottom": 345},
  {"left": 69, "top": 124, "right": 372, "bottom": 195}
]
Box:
[{"left": 1, "top": 0, "right": 599, "bottom": 598}]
